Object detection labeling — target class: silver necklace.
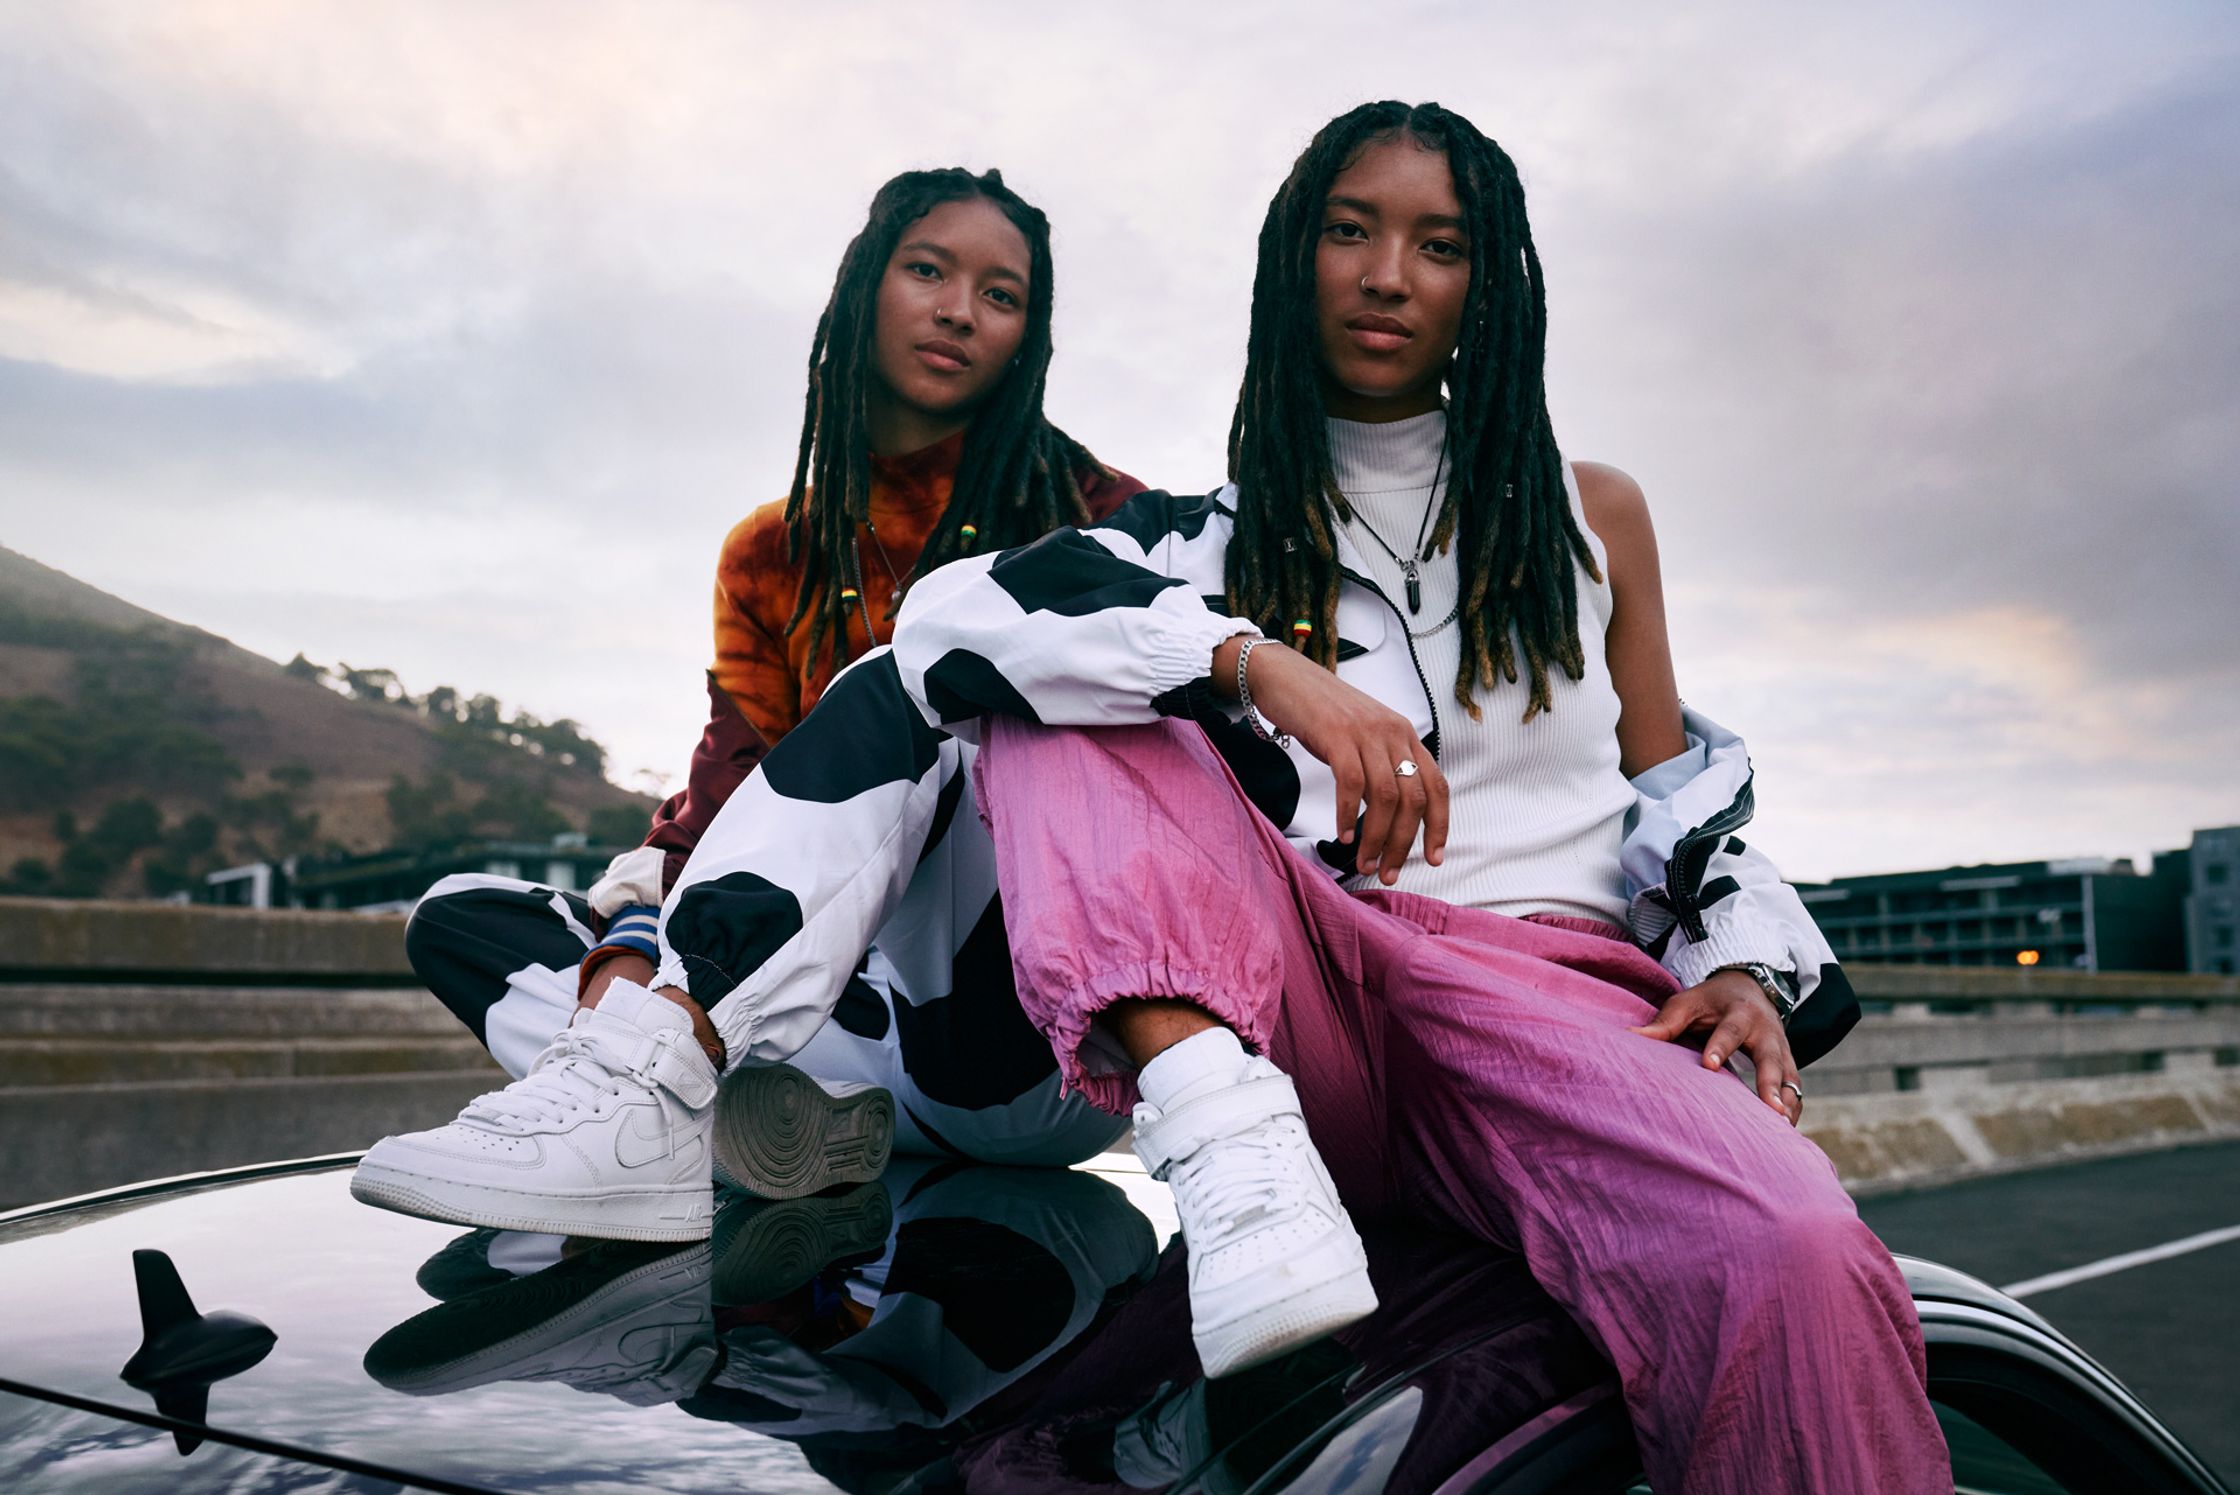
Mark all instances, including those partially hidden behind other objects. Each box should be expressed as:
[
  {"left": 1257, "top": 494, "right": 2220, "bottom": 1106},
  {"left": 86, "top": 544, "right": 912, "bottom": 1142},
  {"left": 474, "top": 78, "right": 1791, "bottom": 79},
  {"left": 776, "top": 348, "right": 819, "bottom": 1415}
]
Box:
[
  {"left": 863, "top": 520, "right": 917, "bottom": 607},
  {"left": 847, "top": 521, "right": 919, "bottom": 641},
  {"left": 1342, "top": 438, "right": 1448, "bottom": 615},
  {"left": 1407, "top": 603, "right": 1460, "bottom": 640}
]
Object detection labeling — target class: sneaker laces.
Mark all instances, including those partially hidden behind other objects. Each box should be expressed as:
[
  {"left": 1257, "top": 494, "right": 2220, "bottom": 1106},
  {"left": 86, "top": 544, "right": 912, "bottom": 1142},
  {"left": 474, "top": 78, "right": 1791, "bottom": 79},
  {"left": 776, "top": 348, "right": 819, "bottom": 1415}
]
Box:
[
  {"left": 1164, "top": 1114, "right": 1303, "bottom": 1239},
  {"left": 461, "top": 1028, "right": 631, "bottom": 1133}
]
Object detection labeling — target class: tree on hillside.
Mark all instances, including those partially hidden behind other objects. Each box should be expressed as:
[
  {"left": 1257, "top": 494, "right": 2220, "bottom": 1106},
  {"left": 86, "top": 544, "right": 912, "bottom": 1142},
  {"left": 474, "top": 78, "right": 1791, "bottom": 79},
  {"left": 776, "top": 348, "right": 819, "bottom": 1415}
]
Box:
[
  {"left": 4, "top": 626, "right": 637, "bottom": 898},
  {"left": 336, "top": 664, "right": 408, "bottom": 706},
  {"left": 0, "top": 645, "right": 240, "bottom": 811}
]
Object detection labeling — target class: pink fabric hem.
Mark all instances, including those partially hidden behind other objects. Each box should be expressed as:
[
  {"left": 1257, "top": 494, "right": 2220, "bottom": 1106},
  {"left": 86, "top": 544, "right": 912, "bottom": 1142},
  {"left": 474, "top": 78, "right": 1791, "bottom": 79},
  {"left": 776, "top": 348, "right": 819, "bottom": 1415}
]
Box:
[{"left": 1041, "top": 960, "right": 1276, "bottom": 1115}]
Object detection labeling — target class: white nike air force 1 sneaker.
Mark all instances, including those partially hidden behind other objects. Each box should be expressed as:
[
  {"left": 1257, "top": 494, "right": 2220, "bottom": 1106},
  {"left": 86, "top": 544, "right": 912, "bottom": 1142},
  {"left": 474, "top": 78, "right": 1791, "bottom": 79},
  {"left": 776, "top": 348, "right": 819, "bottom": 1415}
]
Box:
[
  {"left": 352, "top": 979, "right": 720, "bottom": 1241},
  {"left": 1132, "top": 1055, "right": 1379, "bottom": 1378}
]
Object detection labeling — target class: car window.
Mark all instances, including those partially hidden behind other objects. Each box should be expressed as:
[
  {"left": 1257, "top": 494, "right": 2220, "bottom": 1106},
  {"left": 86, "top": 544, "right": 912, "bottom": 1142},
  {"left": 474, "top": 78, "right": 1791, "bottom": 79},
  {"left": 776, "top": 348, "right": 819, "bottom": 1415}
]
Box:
[{"left": 1941, "top": 1403, "right": 2071, "bottom": 1495}]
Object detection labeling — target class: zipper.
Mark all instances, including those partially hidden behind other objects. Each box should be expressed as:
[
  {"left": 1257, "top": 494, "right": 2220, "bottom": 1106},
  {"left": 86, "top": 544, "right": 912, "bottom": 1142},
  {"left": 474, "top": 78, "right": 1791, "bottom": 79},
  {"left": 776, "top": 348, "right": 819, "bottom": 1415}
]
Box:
[
  {"left": 1667, "top": 774, "right": 1755, "bottom": 942},
  {"left": 1336, "top": 562, "right": 1440, "bottom": 757}
]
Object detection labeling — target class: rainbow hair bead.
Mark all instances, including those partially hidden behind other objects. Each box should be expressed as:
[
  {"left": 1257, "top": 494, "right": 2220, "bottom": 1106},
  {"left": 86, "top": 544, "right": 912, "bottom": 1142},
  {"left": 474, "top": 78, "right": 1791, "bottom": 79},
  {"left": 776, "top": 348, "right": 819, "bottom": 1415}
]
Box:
[
  {"left": 1290, "top": 618, "right": 1314, "bottom": 640},
  {"left": 840, "top": 586, "right": 860, "bottom": 604},
  {"left": 959, "top": 524, "right": 978, "bottom": 544}
]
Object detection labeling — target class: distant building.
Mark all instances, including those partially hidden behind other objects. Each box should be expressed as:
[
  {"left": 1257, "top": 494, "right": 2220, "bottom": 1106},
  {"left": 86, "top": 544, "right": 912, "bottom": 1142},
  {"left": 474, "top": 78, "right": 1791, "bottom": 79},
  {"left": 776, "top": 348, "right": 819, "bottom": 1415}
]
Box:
[
  {"left": 2185, "top": 825, "right": 2240, "bottom": 976},
  {"left": 1795, "top": 854, "right": 2189, "bottom": 972},
  {"left": 201, "top": 833, "right": 627, "bottom": 914}
]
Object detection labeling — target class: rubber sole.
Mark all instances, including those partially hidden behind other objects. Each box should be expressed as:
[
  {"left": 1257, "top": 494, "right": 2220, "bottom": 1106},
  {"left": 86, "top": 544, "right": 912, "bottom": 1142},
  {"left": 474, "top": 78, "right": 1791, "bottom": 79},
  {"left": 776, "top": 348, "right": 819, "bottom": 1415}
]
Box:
[
  {"left": 1192, "top": 1259, "right": 1380, "bottom": 1378},
  {"left": 368, "top": 1241, "right": 711, "bottom": 1394},
  {"left": 712, "top": 1179, "right": 895, "bottom": 1305},
  {"left": 710, "top": 1062, "right": 894, "bottom": 1200},
  {"left": 348, "top": 1165, "right": 713, "bottom": 1243}
]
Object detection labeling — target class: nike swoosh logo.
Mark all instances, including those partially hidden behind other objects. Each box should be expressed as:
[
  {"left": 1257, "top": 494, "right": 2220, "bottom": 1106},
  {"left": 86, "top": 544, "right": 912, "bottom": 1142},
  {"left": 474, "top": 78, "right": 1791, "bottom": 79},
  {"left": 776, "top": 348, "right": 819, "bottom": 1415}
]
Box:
[{"left": 614, "top": 1106, "right": 690, "bottom": 1170}]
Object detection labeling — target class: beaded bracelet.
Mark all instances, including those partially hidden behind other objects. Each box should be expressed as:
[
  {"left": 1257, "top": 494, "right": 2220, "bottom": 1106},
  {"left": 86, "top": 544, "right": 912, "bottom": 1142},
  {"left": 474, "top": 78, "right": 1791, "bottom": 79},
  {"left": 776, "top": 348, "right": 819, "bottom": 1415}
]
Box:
[{"left": 1235, "top": 636, "right": 1292, "bottom": 749}]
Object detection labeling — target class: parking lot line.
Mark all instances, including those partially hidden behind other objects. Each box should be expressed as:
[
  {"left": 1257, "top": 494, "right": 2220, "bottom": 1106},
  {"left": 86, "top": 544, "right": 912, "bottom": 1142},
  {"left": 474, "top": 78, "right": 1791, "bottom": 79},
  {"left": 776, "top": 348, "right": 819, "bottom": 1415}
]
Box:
[{"left": 2000, "top": 1223, "right": 2240, "bottom": 1299}]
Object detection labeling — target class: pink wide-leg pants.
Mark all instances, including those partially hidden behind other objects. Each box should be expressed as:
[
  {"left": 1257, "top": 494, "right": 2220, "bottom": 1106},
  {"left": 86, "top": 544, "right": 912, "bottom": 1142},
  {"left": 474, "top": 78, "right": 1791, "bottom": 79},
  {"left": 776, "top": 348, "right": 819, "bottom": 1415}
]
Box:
[{"left": 975, "top": 717, "right": 1949, "bottom": 1495}]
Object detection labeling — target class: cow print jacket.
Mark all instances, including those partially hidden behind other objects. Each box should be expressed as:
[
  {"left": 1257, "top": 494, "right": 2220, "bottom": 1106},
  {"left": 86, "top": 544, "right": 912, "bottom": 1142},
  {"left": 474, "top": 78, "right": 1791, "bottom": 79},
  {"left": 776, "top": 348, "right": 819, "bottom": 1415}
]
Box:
[{"left": 655, "top": 486, "right": 1858, "bottom": 1071}]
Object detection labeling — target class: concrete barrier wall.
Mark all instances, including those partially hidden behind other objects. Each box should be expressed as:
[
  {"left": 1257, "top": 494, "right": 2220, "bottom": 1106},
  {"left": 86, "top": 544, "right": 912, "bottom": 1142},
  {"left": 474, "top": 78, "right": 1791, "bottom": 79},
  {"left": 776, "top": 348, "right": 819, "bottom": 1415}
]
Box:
[
  {"left": 0, "top": 898, "right": 478, "bottom": 1207},
  {"left": 0, "top": 895, "right": 415, "bottom": 982},
  {"left": 1846, "top": 964, "right": 2240, "bottom": 1005},
  {"left": 1806, "top": 1069, "right": 2240, "bottom": 1196},
  {"left": 4, "top": 897, "right": 2238, "bottom": 1208},
  {"left": 0, "top": 1073, "right": 502, "bottom": 1209}
]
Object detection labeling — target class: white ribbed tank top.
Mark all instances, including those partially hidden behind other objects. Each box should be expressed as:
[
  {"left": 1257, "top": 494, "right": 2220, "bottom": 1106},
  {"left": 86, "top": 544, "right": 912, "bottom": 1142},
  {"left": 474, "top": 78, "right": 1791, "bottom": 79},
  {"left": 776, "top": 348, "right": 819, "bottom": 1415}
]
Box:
[{"left": 1328, "top": 410, "right": 1633, "bottom": 928}]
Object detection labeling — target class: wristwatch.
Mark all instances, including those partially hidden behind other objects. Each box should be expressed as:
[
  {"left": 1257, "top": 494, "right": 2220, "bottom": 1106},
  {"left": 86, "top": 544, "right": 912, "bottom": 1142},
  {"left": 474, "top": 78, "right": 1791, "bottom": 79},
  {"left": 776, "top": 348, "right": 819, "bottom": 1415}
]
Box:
[{"left": 1716, "top": 961, "right": 1799, "bottom": 1024}]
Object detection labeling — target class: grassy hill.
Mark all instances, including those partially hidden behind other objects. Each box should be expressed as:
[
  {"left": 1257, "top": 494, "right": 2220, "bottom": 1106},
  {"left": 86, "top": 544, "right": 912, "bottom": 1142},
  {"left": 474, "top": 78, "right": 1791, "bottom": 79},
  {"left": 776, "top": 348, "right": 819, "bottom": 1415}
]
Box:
[{"left": 0, "top": 544, "right": 656, "bottom": 898}]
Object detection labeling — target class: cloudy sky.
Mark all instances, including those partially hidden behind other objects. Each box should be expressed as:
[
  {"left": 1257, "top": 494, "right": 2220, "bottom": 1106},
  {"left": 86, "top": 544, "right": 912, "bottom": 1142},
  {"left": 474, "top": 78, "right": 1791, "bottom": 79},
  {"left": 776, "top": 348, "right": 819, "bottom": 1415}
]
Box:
[{"left": 3, "top": 0, "right": 2235, "bottom": 880}]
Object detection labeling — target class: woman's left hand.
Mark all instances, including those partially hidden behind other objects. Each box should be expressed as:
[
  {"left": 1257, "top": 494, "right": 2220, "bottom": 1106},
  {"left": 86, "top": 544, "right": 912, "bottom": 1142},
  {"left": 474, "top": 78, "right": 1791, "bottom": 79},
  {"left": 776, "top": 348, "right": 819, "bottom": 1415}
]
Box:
[{"left": 1628, "top": 971, "right": 1802, "bottom": 1125}]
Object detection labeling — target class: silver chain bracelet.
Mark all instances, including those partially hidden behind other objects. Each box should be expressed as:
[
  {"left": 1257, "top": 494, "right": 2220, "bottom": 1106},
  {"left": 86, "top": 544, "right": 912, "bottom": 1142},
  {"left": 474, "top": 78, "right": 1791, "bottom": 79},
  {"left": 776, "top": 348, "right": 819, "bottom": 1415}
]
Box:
[{"left": 1235, "top": 636, "right": 1292, "bottom": 748}]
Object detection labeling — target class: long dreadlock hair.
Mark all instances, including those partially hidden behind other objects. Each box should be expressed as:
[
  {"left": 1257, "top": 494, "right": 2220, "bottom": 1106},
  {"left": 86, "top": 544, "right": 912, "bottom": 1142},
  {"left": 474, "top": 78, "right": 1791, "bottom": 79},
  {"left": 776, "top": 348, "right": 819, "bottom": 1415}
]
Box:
[
  {"left": 783, "top": 167, "right": 1102, "bottom": 668},
  {"left": 1226, "top": 102, "right": 1601, "bottom": 721}
]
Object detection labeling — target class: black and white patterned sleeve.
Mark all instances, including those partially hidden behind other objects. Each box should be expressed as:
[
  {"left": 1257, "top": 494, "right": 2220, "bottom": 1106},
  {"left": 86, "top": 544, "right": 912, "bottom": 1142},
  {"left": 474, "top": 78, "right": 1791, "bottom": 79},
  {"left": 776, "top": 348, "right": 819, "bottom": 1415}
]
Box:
[
  {"left": 652, "top": 648, "right": 954, "bottom": 1066},
  {"left": 890, "top": 489, "right": 1256, "bottom": 737},
  {"left": 1621, "top": 707, "right": 1860, "bottom": 1066}
]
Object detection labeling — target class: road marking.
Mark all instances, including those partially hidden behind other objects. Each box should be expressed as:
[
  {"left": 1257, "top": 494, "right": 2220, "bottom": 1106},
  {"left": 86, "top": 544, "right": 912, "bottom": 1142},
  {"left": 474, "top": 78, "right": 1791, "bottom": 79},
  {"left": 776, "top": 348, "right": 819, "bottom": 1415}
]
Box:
[{"left": 2000, "top": 1224, "right": 2240, "bottom": 1299}]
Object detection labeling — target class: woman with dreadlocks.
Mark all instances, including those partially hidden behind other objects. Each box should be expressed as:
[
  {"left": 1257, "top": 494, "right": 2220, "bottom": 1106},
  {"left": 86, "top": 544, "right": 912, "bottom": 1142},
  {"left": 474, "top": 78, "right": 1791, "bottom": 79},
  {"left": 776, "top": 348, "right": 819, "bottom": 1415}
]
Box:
[
  {"left": 887, "top": 105, "right": 1949, "bottom": 1491},
  {"left": 368, "top": 168, "right": 1143, "bottom": 1220},
  {"left": 564, "top": 165, "right": 1141, "bottom": 1036}
]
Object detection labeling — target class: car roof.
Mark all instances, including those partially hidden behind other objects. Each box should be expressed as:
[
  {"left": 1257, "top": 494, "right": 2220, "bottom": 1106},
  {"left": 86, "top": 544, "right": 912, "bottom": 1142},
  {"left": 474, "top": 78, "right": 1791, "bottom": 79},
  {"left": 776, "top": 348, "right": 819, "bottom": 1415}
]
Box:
[{"left": 0, "top": 1156, "right": 1630, "bottom": 1493}]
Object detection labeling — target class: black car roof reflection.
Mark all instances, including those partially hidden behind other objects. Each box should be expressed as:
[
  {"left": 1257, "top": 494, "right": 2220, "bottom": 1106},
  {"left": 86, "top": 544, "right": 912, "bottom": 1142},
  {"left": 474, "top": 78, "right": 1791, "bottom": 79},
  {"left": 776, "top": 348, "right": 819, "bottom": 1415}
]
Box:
[
  {"left": 6, "top": 1154, "right": 2231, "bottom": 1492},
  {"left": 0, "top": 1156, "right": 1619, "bottom": 1493}
]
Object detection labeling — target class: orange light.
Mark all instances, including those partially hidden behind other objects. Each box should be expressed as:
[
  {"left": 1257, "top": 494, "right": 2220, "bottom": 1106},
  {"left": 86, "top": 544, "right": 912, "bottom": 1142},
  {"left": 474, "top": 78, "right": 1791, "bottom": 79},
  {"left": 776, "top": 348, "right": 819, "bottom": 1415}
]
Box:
[{"left": 2015, "top": 949, "right": 2041, "bottom": 966}]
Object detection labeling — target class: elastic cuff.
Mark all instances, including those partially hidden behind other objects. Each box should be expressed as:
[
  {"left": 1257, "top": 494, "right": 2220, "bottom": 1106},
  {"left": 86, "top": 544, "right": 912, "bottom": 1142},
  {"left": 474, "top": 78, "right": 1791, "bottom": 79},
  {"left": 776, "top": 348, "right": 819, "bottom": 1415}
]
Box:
[
  {"left": 1140, "top": 612, "right": 1258, "bottom": 711},
  {"left": 1035, "top": 961, "right": 1275, "bottom": 1116},
  {"left": 599, "top": 904, "right": 661, "bottom": 960},
  {"left": 1666, "top": 921, "right": 1793, "bottom": 991}
]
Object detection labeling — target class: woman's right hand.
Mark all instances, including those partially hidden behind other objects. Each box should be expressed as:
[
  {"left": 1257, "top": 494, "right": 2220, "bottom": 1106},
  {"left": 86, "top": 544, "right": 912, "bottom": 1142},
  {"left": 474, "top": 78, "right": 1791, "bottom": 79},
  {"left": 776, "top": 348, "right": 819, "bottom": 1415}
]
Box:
[{"left": 1236, "top": 640, "right": 1448, "bottom": 883}]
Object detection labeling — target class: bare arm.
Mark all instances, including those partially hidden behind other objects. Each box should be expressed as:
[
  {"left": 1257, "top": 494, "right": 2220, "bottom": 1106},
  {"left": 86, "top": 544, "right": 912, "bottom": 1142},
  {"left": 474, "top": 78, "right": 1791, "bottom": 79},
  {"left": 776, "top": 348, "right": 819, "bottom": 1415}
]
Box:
[
  {"left": 1575, "top": 462, "right": 1799, "bottom": 1123},
  {"left": 1573, "top": 461, "right": 1688, "bottom": 778}
]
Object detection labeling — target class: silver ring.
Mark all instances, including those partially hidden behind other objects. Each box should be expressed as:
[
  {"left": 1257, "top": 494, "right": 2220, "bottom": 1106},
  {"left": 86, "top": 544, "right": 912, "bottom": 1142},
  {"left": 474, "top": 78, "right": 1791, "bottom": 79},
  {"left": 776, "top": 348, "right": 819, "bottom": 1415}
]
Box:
[
  {"left": 1360, "top": 274, "right": 1371, "bottom": 294},
  {"left": 1395, "top": 759, "right": 1419, "bottom": 778},
  {"left": 1778, "top": 1080, "right": 1804, "bottom": 1099}
]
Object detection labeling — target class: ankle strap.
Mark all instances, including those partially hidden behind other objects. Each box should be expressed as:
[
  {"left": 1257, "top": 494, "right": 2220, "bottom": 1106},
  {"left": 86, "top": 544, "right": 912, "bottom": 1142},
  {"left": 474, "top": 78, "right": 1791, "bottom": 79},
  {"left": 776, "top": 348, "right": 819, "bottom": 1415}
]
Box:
[
  {"left": 1134, "top": 1071, "right": 1300, "bottom": 1178},
  {"left": 614, "top": 1027, "right": 720, "bottom": 1109}
]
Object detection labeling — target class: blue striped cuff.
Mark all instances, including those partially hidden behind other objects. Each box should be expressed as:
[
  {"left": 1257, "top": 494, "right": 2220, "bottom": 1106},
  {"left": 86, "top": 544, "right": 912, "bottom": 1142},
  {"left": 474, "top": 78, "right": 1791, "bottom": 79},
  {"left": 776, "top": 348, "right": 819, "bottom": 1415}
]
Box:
[{"left": 599, "top": 904, "right": 661, "bottom": 961}]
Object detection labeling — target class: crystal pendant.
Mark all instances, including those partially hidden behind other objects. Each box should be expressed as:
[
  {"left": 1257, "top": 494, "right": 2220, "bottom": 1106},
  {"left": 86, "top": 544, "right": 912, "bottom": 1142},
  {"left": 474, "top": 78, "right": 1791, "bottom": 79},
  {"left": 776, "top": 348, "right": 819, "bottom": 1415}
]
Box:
[{"left": 1402, "top": 561, "right": 1421, "bottom": 615}]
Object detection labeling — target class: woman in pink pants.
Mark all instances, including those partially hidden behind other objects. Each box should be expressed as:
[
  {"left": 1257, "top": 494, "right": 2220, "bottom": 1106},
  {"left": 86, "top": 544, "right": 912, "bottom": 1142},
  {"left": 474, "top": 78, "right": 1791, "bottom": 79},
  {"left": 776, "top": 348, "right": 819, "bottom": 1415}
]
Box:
[{"left": 892, "top": 100, "right": 1952, "bottom": 1493}]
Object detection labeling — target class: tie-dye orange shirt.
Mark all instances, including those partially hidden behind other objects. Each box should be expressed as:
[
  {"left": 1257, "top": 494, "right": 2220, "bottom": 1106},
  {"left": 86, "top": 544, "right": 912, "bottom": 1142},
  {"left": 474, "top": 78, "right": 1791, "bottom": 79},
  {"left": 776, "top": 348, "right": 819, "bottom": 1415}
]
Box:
[
  {"left": 639, "top": 431, "right": 1144, "bottom": 890},
  {"left": 711, "top": 431, "right": 967, "bottom": 747}
]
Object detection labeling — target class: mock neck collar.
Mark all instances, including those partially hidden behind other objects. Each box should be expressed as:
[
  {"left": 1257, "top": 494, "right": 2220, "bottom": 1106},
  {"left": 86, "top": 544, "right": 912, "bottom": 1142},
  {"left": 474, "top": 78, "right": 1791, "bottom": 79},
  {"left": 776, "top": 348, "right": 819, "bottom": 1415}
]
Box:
[{"left": 1326, "top": 407, "right": 1448, "bottom": 497}]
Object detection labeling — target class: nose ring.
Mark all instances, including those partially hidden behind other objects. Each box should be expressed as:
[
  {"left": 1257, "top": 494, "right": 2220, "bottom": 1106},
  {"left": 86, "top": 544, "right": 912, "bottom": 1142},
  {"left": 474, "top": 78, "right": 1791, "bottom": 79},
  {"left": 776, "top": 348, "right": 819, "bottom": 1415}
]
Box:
[{"left": 1359, "top": 275, "right": 1371, "bottom": 295}]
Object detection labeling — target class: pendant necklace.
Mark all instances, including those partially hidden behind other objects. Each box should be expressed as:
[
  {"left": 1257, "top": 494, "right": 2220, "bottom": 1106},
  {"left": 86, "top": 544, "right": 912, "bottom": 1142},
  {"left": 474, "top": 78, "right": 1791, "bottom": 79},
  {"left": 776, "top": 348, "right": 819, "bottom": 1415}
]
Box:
[
  {"left": 863, "top": 519, "right": 917, "bottom": 608},
  {"left": 1342, "top": 437, "right": 1449, "bottom": 615}
]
